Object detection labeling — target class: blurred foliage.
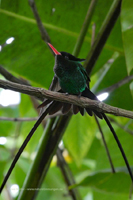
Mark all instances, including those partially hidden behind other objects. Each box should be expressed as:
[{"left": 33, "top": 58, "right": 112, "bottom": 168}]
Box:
[{"left": 0, "top": 0, "right": 133, "bottom": 200}]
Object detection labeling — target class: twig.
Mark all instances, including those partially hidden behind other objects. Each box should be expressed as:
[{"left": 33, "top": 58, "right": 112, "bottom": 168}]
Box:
[
  {"left": 0, "top": 65, "right": 25, "bottom": 84},
  {"left": 94, "top": 115, "right": 115, "bottom": 173},
  {"left": 0, "top": 117, "right": 38, "bottom": 122},
  {"left": 84, "top": 0, "right": 122, "bottom": 75},
  {"left": 0, "top": 79, "right": 133, "bottom": 119},
  {"left": 56, "top": 148, "right": 82, "bottom": 200},
  {"left": 109, "top": 117, "right": 133, "bottom": 136},
  {"left": 28, "top": 0, "right": 51, "bottom": 43},
  {"left": 96, "top": 75, "right": 133, "bottom": 95}
]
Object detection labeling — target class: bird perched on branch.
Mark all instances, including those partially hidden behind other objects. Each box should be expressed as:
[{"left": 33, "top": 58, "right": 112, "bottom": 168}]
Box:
[
  {"left": 39, "top": 43, "right": 103, "bottom": 118},
  {"left": 38, "top": 43, "right": 133, "bottom": 182}
]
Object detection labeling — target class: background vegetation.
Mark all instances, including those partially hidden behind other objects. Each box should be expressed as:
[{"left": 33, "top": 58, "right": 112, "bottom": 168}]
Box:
[{"left": 0, "top": 0, "right": 133, "bottom": 199}]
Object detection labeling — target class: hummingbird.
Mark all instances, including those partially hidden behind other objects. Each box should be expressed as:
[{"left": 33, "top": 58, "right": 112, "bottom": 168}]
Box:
[
  {"left": 39, "top": 43, "right": 103, "bottom": 118},
  {"left": 38, "top": 43, "right": 133, "bottom": 182}
]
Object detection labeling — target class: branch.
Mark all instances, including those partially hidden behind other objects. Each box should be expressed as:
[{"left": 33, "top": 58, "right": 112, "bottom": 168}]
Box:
[
  {"left": 94, "top": 115, "right": 115, "bottom": 173},
  {"left": 56, "top": 148, "right": 82, "bottom": 200},
  {"left": 0, "top": 65, "right": 25, "bottom": 84},
  {"left": 28, "top": 0, "right": 51, "bottom": 43},
  {"left": 0, "top": 79, "right": 133, "bottom": 119},
  {"left": 96, "top": 75, "right": 133, "bottom": 95},
  {"left": 0, "top": 117, "right": 38, "bottom": 122},
  {"left": 109, "top": 117, "right": 133, "bottom": 136}
]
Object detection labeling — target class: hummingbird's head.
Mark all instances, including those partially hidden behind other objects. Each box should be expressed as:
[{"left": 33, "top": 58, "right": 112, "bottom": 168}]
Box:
[{"left": 47, "top": 43, "right": 85, "bottom": 63}]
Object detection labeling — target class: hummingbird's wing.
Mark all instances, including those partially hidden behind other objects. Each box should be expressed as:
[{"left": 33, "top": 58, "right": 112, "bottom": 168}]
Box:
[
  {"left": 78, "top": 65, "right": 90, "bottom": 88},
  {"left": 38, "top": 76, "right": 72, "bottom": 115},
  {"left": 38, "top": 76, "right": 61, "bottom": 115},
  {"left": 49, "top": 75, "right": 61, "bottom": 91}
]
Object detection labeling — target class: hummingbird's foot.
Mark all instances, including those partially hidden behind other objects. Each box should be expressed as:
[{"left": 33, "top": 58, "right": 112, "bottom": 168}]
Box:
[{"left": 78, "top": 92, "right": 82, "bottom": 98}]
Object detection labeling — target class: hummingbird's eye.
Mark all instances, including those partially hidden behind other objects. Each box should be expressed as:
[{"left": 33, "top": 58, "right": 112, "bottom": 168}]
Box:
[{"left": 65, "top": 55, "right": 69, "bottom": 60}]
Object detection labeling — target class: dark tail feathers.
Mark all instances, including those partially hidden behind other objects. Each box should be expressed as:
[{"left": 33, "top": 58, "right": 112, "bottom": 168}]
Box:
[{"left": 38, "top": 88, "right": 103, "bottom": 119}]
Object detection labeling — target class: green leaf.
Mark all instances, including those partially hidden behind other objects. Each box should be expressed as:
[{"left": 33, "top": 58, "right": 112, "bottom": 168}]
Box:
[
  {"left": 77, "top": 172, "right": 131, "bottom": 194},
  {"left": 0, "top": 0, "right": 124, "bottom": 88},
  {"left": 121, "top": 0, "right": 133, "bottom": 74},
  {"left": 63, "top": 113, "right": 96, "bottom": 165},
  {"left": 93, "top": 190, "right": 128, "bottom": 200}
]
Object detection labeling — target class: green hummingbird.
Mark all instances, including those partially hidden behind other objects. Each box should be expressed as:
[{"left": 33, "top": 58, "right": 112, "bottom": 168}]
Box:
[
  {"left": 39, "top": 43, "right": 103, "bottom": 118},
  {"left": 39, "top": 43, "right": 133, "bottom": 182}
]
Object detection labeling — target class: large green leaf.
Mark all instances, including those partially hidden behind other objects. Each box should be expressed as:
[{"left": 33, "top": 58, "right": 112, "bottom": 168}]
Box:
[
  {"left": 76, "top": 172, "right": 131, "bottom": 194},
  {"left": 63, "top": 113, "right": 96, "bottom": 165},
  {"left": 0, "top": 0, "right": 124, "bottom": 88},
  {"left": 93, "top": 190, "right": 129, "bottom": 200}
]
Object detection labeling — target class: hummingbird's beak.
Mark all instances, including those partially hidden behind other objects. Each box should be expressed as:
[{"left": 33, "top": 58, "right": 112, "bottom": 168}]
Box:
[{"left": 47, "top": 43, "right": 61, "bottom": 55}]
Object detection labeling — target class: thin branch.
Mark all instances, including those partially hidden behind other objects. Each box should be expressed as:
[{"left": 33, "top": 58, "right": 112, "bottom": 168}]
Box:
[
  {"left": 84, "top": 0, "right": 122, "bottom": 75},
  {"left": 0, "top": 79, "right": 45, "bottom": 100},
  {"left": 0, "top": 65, "right": 25, "bottom": 85},
  {"left": 96, "top": 75, "right": 133, "bottom": 95},
  {"left": 72, "top": 0, "right": 98, "bottom": 57},
  {"left": 109, "top": 117, "right": 133, "bottom": 136},
  {"left": 28, "top": 0, "right": 51, "bottom": 43},
  {"left": 56, "top": 148, "right": 82, "bottom": 200},
  {"left": 0, "top": 79, "right": 133, "bottom": 119},
  {"left": 94, "top": 115, "right": 115, "bottom": 173},
  {"left": 0, "top": 117, "right": 38, "bottom": 122}
]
